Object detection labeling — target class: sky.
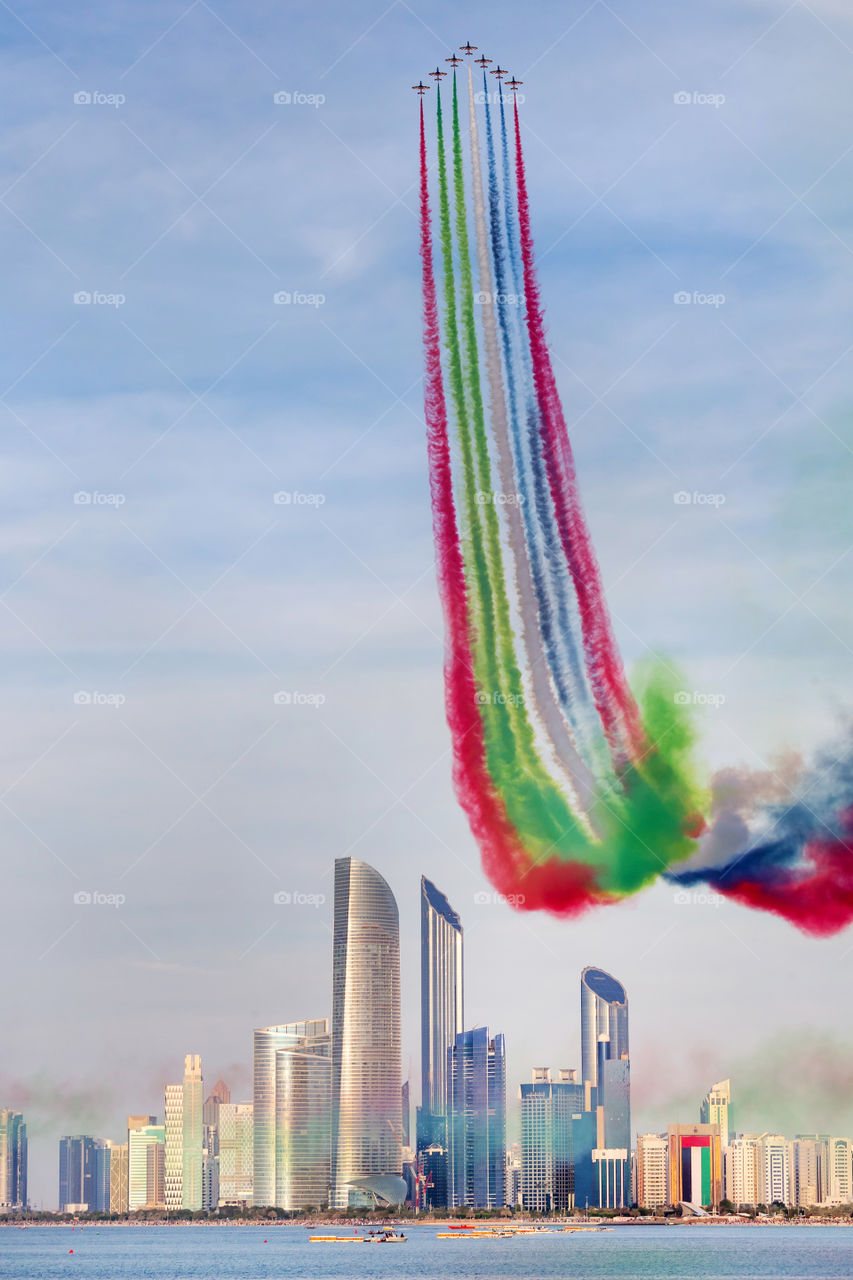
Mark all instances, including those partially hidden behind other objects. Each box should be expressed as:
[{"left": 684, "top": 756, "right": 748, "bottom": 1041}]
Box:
[{"left": 1, "top": 0, "right": 853, "bottom": 1208}]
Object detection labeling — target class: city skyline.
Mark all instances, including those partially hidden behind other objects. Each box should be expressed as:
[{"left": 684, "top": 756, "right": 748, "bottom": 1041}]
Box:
[
  {"left": 4, "top": 860, "right": 852, "bottom": 1213},
  {"left": 3, "top": 0, "right": 853, "bottom": 1220}
]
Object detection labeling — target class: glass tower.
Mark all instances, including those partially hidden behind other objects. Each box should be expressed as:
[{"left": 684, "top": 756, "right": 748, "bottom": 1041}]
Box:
[
  {"left": 253, "top": 1019, "right": 328, "bottom": 1208},
  {"left": 330, "top": 857, "right": 401, "bottom": 1209},
  {"left": 0, "top": 1110, "right": 27, "bottom": 1212},
  {"left": 420, "top": 876, "right": 463, "bottom": 1116},
  {"left": 274, "top": 1025, "right": 331, "bottom": 1209},
  {"left": 580, "top": 967, "right": 629, "bottom": 1092},
  {"left": 448, "top": 1027, "right": 506, "bottom": 1209}
]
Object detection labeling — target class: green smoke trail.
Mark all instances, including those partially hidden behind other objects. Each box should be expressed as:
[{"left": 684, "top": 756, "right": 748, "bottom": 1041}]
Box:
[
  {"left": 435, "top": 82, "right": 704, "bottom": 893},
  {"left": 442, "top": 78, "right": 595, "bottom": 854}
]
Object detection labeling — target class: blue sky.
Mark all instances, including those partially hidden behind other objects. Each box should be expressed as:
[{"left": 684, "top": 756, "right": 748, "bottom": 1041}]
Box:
[{"left": 2, "top": 0, "right": 853, "bottom": 1206}]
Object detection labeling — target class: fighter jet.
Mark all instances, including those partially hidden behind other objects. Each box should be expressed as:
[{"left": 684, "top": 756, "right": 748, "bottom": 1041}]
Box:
[
  {"left": 411, "top": 81, "right": 430, "bottom": 95},
  {"left": 445, "top": 53, "right": 463, "bottom": 66},
  {"left": 475, "top": 55, "right": 492, "bottom": 68},
  {"left": 506, "top": 77, "right": 523, "bottom": 91},
  {"left": 460, "top": 42, "right": 478, "bottom": 56},
  {"left": 428, "top": 66, "right": 447, "bottom": 80},
  {"left": 490, "top": 65, "right": 508, "bottom": 79}
]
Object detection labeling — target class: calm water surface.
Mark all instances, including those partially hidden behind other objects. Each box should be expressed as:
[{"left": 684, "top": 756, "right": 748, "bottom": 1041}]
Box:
[{"left": 0, "top": 1223, "right": 851, "bottom": 1280}]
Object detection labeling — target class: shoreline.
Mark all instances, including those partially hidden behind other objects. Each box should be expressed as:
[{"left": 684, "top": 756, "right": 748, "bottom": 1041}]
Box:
[{"left": 3, "top": 1216, "right": 852, "bottom": 1228}]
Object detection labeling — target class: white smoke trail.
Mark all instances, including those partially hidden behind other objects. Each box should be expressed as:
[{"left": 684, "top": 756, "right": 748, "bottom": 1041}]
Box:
[{"left": 465, "top": 63, "right": 599, "bottom": 829}]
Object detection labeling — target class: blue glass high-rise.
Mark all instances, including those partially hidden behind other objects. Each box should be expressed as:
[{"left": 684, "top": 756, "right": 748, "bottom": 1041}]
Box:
[{"left": 448, "top": 1027, "right": 506, "bottom": 1209}]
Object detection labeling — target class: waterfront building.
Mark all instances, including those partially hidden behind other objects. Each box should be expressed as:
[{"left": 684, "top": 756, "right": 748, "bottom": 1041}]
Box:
[
  {"left": 519, "top": 1067, "right": 583, "bottom": 1211},
  {"left": 0, "top": 1110, "right": 27, "bottom": 1212},
  {"left": 127, "top": 1121, "right": 164, "bottom": 1212},
  {"left": 218, "top": 1102, "right": 254, "bottom": 1205},
  {"left": 448, "top": 1027, "right": 506, "bottom": 1209},
  {"left": 253, "top": 1020, "right": 330, "bottom": 1209},
  {"left": 636, "top": 1133, "right": 668, "bottom": 1209},
  {"left": 667, "top": 1124, "right": 722, "bottom": 1208},
  {"left": 330, "top": 857, "right": 402, "bottom": 1208}
]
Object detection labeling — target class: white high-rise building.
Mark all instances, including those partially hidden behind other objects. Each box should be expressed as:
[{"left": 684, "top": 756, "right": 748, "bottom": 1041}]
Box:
[
  {"left": 636, "top": 1134, "right": 668, "bottom": 1209},
  {"left": 827, "top": 1137, "right": 853, "bottom": 1205},
  {"left": 725, "top": 1134, "right": 760, "bottom": 1207},
  {"left": 182, "top": 1055, "right": 204, "bottom": 1211},
  {"left": 164, "top": 1055, "right": 203, "bottom": 1211},
  {"left": 790, "top": 1136, "right": 828, "bottom": 1207},
  {"left": 164, "top": 1085, "right": 184, "bottom": 1210},
  {"left": 219, "top": 1102, "right": 254, "bottom": 1204},
  {"left": 756, "top": 1134, "right": 790, "bottom": 1207}
]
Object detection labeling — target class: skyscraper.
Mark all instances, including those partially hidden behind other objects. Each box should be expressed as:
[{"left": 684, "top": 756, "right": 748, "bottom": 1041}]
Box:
[
  {"left": 164, "top": 1055, "right": 203, "bottom": 1211},
  {"left": 580, "top": 967, "right": 631, "bottom": 1208},
  {"left": 668, "top": 1124, "right": 722, "bottom": 1208},
  {"left": 164, "top": 1084, "right": 184, "bottom": 1210},
  {"left": 275, "top": 1023, "right": 331, "bottom": 1209},
  {"left": 127, "top": 1120, "right": 164, "bottom": 1212},
  {"left": 0, "top": 1110, "right": 27, "bottom": 1212},
  {"left": 181, "top": 1054, "right": 204, "bottom": 1211},
  {"left": 253, "top": 1020, "right": 330, "bottom": 1209},
  {"left": 330, "top": 857, "right": 402, "bottom": 1209},
  {"left": 700, "top": 1080, "right": 732, "bottom": 1147},
  {"left": 219, "top": 1102, "right": 254, "bottom": 1205},
  {"left": 420, "top": 877, "right": 463, "bottom": 1117},
  {"left": 109, "top": 1143, "right": 129, "bottom": 1214},
  {"left": 59, "top": 1135, "right": 92, "bottom": 1211},
  {"left": 580, "top": 967, "right": 629, "bottom": 1094},
  {"left": 58, "top": 1136, "right": 111, "bottom": 1213},
  {"left": 519, "top": 1067, "right": 584, "bottom": 1211},
  {"left": 448, "top": 1027, "right": 506, "bottom": 1209}
]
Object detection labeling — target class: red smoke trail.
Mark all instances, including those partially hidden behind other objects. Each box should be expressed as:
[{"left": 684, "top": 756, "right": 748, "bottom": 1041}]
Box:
[
  {"left": 715, "top": 809, "right": 853, "bottom": 937},
  {"left": 419, "top": 100, "right": 600, "bottom": 916},
  {"left": 512, "top": 98, "right": 644, "bottom": 764}
]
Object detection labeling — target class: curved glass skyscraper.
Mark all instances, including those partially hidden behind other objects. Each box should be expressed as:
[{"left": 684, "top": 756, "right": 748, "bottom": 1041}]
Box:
[
  {"left": 330, "top": 857, "right": 401, "bottom": 1208},
  {"left": 253, "top": 1019, "right": 329, "bottom": 1208},
  {"left": 580, "top": 966, "right": 629, "bottom": 1091}
]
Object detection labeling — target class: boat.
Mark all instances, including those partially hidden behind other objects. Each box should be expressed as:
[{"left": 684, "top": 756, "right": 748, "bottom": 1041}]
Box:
[{"left": 310, "top": 1227, "right": 407, "bottom": 1244}]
